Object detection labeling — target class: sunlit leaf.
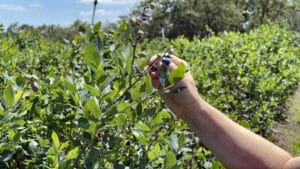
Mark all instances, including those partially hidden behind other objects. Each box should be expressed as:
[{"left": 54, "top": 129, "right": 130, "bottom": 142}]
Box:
[
  {"left": 62, "top": 76, "right": 77, "bottom": 94},
  {"left": 39, "top": 139, "right": 50, "bottom": 147},
  {"left": 118, "top": 21, "right": 128, "bottom": 32},
  {"left": 114, "top": 113, "right": 127, "bottom": 130},
  {"left": 15, "top": 90, "right": 23, "bottom": 101},
  {"left": 135, "top": 121, "right": 151, "bottom": 132},
  {"left": 164, "top": 151, "right": 176, "bottom": 169},
  {"left": 52, "top": 131, "right": 60, "bottom": 149},
  {"left": 67, "top": 147, "right": 79, "bottom": 159},
  {"left": 168, "top": 62, "right": 187, "bottom": 85},
  {"left": 85, "top": 43, "right": 101, "bottom": 68},
  {"left": 93, "top": 22, "right": 102, "bottom": 32},
  {"left": 3, "top": 84, "right": 15, "bottom": 108},
  {"left": 84, "top": 97, "right": 102, "bottom": 119},
  {"left": 83, "top": 84, "right": 99, "bottom": 96},
  {"left": 60, "top": 141, "right": 70, "bottom": 151}
]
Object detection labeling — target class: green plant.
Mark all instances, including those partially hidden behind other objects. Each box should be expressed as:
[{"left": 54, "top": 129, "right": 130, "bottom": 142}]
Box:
[
  {"left": 168, "top": 25, "right": 300, "bottom": 135},
  {"left": 0, "top": 23, "right": 299, "bottom": 168}
]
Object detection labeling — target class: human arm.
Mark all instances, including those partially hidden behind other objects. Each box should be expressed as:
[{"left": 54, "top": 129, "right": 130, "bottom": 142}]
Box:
[{"left": 146, "top": 55, "right": 300, "bottom": 169}]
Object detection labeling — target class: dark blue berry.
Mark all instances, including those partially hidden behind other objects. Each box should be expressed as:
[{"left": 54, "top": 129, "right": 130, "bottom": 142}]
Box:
[
  {"left": 162, "top": 57, "right": 170, "bottom": 66},
  {"left": 31, "top": 81, "right": 39, "bottom": 92},
  {"left": 150, "top": 65, "right": 157, "bottom": 72}
]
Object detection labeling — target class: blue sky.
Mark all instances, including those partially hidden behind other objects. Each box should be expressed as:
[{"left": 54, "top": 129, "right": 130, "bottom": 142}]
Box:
[{"left": 0, "top": 0, "right": 141, "bottom": 28}]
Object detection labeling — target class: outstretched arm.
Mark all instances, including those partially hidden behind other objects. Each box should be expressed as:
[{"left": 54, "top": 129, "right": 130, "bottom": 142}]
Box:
[{"left": 146, "top": 55, "right": 300, "bottom": 169}]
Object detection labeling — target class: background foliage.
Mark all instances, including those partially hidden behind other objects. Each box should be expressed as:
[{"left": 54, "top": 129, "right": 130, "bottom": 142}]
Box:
[
  {"left": 3, "top": 0, "right": 300, "bottom": 41},
  {"left": 0, "top": 0, "right": 300, "bottom": 168},
  {"left": 0, "top": 22, "right": 299, "bottom": 168},
  {"left": 132, "top": 0, "right": 300, "bottom": 39}
]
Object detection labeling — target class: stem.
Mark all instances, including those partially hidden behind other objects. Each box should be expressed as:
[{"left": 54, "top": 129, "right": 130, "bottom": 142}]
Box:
[
  {"left": 128, "top": 6, "right": 148, "bottom": 88},
  {"left": 91, "top": 0, "right": 98, "bottom": 24},
  {"left": 129, "top": 38, "right": 139, "bottom": 88}
]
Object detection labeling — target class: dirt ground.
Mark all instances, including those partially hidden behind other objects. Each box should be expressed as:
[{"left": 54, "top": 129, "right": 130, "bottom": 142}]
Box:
[{"left": 272, "top": 87, "right": 300, "bottom": 155}]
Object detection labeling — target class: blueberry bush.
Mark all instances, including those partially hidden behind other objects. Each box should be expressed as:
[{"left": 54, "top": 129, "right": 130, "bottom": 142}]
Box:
[{"left": 0, "top": 22, "right": 299, "bottom": 169}]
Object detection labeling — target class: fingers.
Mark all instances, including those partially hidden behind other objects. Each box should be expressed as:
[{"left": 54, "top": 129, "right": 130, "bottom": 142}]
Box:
[{"left": 145, "top": 54, "right": 184, "bottom": 89}]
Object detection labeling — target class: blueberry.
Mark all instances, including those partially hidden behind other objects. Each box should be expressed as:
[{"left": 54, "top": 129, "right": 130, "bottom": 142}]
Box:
[
  {"left": 31, "top": 81, "right": 39, "bottom": 92},
  {"left": 150, "top": 65, "right": 157, "bottom": 72},
  {"left": 162, "top": 57, "right": 170, "bottom": 66}
]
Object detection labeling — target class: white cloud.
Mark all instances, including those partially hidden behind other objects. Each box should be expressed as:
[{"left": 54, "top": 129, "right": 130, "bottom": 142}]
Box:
[
  {"left": 79, "top": 0, "right": 140, "bottom": 5},
  {"left": 0, "top": 3, "right": 43, "bottom": 11},
  {"left": 0, "top": 4, "right": 26, "bottom": 11}
]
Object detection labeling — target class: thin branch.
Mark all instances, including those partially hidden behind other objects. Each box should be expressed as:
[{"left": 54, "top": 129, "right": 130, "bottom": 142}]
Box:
[
  {"left": 128, "top": 6, "right": 148, "bottom": 88},
  {"left": 91, "top": 0, "right": 98, "bottom": 24}
]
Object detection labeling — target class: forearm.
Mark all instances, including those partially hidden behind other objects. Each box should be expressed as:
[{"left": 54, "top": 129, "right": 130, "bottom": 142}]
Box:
[{"left": 182, "top": 98, "right": 292, "bottom": 169}]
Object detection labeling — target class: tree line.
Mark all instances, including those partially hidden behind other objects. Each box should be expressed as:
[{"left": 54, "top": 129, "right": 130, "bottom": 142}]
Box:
[
  {"left": 132, "top": 0, "right": 300, "bottom": 39},
  {"left": 1, "top": 0, "right": 299, "bottom": 41}
]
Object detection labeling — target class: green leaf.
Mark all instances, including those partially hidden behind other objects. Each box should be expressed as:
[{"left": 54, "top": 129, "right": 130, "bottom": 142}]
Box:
[
  {"left": 150, "top": 111, "right": 171, "bottom": 127},
  {"left": 52, "top": 131, "right": 60, "bottom": 149},
  {"left": 135, "top": 121, "right": 151, "bottom": 132},
  {"left": 137, "top": 135, "right": 149, "bottom": 145},
  {"left": 170, "top": 133, "right": 179, "bottom": 151},
  {"left": 3, "top": 53, "right": 11, "bottom": 65},
  {"left": 39, "top": 139, "right": 50, "bottom": 147},
  {"left": 8, "top": 130, "right": 15, "bottom": 140},
  {"left": 62, "top": 76, "right": 77, "bottom": 94},
  {"left": 84, "top": 97, "right": 102, "bottom": 119},
  {"left": 94, "top": 35, "right": 104, "bottom": 55},
  {"left": 168, "top": 63, "right": 187, "bottom": 85},
  {"left": 147, "top": 151, "right": 155, "bottom": 161},
  {"left": 147, "top": 143, "right": 161, "bottom": 161},
  {"left": 164, "top": 151, "right": 177, "bottom": 169},
  {"left": 67, "top": 147, "right": 79, "bottom": 159},
  {"left": 159, "top": 64, "right": 169, "bottom": 88},
  {"left": 212, "top": 161, "right": 223, "bottom": 169},
  {"left": 132, "top": 130, "right": 149, "bottom": 145},
  {"left": 93, "top": 22, "right": 102, "bottom": 32},
  {"left": 83, "top": 84, "right": 99, "bottom": 96},
  {"left": 145, "top": 76, "right": 153, "bottom": 94},
  {"left": 85, "top": 43, "right": 101, "bottom": 68},
  {"left": 95, "top": 65, "right": 107, "bottom": 84},
  {"left": 114, "top": 113, "right": 127, "bottom": 130},
  {"left": 118, "top": 21, "right": 127, "bottom": 32},
  {"left": 3, "top": 84, "right": 15, "bottom": 108},
  {"left": 172, "top": 164, "right": 183, "bottom": 169},
  {"left": 122, "top": 45, "right": 130, "bottom": 59},
  {"left": 59, "top": 141, "right": 70, "bottom": 151},
  {"left": 140, "top": 76, "right": 153, "bottom": 94},
  {"left": 125, "top": 54, "right": 132, "bottom": 74},
  {"left": 131, "top": 85, "right": 142, "bottom": 100}
]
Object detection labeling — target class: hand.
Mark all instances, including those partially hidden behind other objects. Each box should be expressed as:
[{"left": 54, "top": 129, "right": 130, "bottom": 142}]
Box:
[{"left": 145, "top": 54, "right": 202, "bottom": 119}]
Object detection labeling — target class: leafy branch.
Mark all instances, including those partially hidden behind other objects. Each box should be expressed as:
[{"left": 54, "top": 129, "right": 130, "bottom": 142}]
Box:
[{"left": 128, "top": 3, "right": 154, "bottom": 88}]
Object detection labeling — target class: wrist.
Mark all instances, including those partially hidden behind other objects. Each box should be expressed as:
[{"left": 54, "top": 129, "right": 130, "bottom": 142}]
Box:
[{"left": 180, "top": 96, "right": 205, "bottom": 121}]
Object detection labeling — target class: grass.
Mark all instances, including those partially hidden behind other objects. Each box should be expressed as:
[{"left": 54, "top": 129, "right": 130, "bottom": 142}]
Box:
[
  {"left": 289, "top": 88, "right": 300, "bottom": 156},
  {"left": 290, "top": 133, "right": 300, "bottom": 156},
  {"left": 292, "top": 105, "right": 300, "bottom": 123}
]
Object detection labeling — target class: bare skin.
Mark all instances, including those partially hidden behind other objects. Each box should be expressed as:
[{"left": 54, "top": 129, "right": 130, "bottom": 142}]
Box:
[{"left": 145, "top": 55, "right": 300, "bottom": 169}]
